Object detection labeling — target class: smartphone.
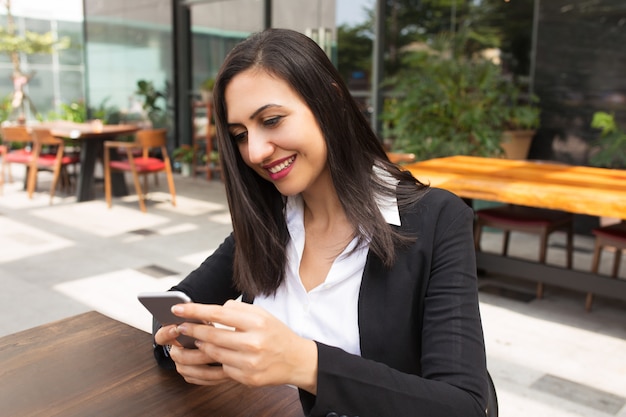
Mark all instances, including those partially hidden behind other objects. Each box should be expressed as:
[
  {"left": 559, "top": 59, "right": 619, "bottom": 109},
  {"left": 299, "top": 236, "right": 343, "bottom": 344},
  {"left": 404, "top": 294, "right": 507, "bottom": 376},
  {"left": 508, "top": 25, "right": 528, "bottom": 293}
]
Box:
[{"left": 137, "top": 291, "right": 202, "bottom": 349}]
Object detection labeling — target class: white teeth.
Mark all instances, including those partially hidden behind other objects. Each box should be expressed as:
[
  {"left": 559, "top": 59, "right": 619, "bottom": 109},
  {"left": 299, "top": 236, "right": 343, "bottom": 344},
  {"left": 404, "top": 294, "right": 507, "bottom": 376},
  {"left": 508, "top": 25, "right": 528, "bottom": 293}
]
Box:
[{"left": 268, "top": 156, "right": 295, "bottom": 174}]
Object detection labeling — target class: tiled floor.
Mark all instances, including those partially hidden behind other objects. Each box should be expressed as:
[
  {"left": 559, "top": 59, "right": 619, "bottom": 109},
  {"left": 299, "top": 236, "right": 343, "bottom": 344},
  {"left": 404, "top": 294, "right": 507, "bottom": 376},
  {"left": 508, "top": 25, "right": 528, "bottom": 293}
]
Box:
[{"left": 1, "top": 169, "right": 625, "bottom": 417}]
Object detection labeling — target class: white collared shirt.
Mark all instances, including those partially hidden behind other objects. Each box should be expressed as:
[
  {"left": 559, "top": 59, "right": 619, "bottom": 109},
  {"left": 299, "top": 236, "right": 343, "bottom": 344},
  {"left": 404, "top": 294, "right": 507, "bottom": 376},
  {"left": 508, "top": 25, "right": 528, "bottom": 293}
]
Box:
[{"left": 254, "top": 171, "right": 400, "bottom": 356}]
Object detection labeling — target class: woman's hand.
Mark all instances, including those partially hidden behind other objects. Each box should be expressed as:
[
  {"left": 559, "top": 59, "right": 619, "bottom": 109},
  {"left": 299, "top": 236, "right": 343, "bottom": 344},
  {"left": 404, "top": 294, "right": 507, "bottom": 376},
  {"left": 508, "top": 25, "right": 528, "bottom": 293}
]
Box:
[
  {"left": 171, "top": 300, "right": 318, "bottom": 394},
  {"left": 155, "top": 323, "right": 230, "bottom": 386}
]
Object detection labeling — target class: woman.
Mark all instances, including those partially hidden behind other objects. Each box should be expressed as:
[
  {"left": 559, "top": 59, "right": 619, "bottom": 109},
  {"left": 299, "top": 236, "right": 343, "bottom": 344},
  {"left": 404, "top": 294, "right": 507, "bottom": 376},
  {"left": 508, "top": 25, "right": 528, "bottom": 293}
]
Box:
[{"left": 153, "top": 28, "right": 488, "bottom": 417}]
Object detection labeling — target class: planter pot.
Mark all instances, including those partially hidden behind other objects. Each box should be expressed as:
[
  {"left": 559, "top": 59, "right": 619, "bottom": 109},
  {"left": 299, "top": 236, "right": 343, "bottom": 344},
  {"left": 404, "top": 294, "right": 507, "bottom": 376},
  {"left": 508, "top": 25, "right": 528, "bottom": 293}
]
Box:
[
  {"left": 181, "top": 162, "right": 192, "bottom": 177},
  {"left": 501, "top": 129, "right": 535, "bottom": 160}
]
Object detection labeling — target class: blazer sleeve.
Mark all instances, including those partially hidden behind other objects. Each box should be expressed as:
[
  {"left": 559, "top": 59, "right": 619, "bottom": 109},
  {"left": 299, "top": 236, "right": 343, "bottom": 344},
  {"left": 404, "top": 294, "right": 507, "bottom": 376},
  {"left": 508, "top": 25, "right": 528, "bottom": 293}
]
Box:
[
  {"left": 152, "top": 233, "right": 240, "bottom": 368},
  {"left": 300, "top": 190, "right": 488, "bottom": 417}
]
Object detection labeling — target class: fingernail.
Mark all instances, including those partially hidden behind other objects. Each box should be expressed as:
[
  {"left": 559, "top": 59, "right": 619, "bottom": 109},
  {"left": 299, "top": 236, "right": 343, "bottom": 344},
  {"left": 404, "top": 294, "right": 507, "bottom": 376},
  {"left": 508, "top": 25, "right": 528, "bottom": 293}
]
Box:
[
  {"left": 169, "top": 326, "right": 179, "bottom": 336},
  {"left": 177, "top": 324, "right": 187, "bottom": 334},
  {"left": 172, "top": 305, "right": 184, "bottom": 314}
]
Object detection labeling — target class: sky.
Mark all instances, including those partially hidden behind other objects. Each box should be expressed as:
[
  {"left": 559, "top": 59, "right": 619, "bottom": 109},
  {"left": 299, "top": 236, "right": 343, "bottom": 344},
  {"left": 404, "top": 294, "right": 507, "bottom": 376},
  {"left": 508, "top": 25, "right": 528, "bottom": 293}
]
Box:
[
  {"left": 336, "top": 0, "right": 374, "bottom": 26},
  {"left": 0, "top": 0, "right": 83, "bottom": 21},
  {"left": 3, "top": 0, "right": 372, "bottom": 26}
]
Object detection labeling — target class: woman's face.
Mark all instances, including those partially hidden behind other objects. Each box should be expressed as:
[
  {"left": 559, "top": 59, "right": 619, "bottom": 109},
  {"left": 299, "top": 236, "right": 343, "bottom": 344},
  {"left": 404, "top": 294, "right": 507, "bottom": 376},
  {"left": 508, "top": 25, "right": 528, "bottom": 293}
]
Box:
[{"left": 225, "top": 68, "right": 329, "bottom": 197}]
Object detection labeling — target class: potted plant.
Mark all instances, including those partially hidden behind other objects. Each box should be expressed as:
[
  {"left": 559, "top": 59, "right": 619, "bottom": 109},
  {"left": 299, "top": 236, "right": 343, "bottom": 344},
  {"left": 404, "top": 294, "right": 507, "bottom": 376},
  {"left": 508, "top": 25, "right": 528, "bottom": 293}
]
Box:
[
  {"left": 498, "top": 80, "right": 541, "bottom": 160},
  {"left": 588, "top": 111, "right": 626, "bottom": 168},
  {"left": 135, "top": 79, "right": 170, "bottom": 128},
  {"left": 200, "top": 77, "right": 215, "bottom": 104},
  {"left": 172, "top": 144, "right": 194, "bottom": 176},
  {"left": 382, "top": 39, "right": 540, "bottom": 160}
]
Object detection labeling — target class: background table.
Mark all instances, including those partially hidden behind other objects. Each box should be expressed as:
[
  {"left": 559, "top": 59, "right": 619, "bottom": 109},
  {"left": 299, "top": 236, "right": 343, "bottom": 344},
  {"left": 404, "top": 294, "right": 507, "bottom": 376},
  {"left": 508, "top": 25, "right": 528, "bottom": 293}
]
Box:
[
  {"left": 405, "top": 156, "right": 626, "bottom": 304},
  {"left": 404, "top": 155, "right": 626, "bottom": 219},
  {"left": 43, "top": 122, "right": 140, "bottom": 202},
  {"left": 0, "top": 311, "right": 304, "bottom": 417}
]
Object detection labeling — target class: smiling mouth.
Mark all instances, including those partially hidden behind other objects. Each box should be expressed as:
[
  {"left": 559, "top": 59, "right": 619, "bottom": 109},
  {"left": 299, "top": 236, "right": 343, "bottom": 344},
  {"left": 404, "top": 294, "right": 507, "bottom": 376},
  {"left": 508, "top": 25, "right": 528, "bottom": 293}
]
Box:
[{"left": 267, "top": 155, "right": 296, "bottom": 174}]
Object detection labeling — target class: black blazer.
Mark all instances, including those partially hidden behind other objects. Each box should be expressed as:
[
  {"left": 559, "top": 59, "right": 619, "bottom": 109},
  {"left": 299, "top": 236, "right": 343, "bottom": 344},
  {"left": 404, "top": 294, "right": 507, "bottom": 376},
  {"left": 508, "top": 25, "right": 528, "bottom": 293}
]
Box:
[{"left": 156, "top": 188, "right": 488, "bottom": 417}]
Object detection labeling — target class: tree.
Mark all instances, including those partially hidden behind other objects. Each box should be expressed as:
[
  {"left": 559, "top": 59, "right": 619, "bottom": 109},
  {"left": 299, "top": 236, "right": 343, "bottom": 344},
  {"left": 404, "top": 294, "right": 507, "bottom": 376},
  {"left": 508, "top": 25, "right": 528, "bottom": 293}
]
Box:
[
  {"left": 0, "top": 0, "right": 70, "bottom": 122},
  {"left": 337, "top": 23, "right": 373, "bottom": 85}
]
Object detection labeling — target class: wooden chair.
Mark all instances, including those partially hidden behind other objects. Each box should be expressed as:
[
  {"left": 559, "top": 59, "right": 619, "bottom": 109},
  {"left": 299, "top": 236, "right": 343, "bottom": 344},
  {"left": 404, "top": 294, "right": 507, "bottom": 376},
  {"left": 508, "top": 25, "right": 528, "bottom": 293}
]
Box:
[
  {"left": 474, "top": 204, "right": 574, "bottom": 299},
  {"left": 103, "top": 128, "right": 176, "bottom": 213},
  {"left": 0, "top": 125, "right": 78, "bottom": 203},
  {"left": 585, "top": 221, "right": 626, "bottom": 312}
]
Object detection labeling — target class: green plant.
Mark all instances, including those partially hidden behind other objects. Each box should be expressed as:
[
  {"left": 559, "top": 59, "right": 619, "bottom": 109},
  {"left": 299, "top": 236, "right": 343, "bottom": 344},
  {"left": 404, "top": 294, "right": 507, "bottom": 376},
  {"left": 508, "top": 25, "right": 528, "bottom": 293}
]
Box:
[
  {"left": 172, "top": 145, "right": 194, "bottom": 164},
  {"left": 135, "top": 79, "right": 170, "bottom": 128},
  {"left": 589, "top": 111, "right": 626, "bottom": 168},
  {"left": 89, "top": 97, "right": 122, "bottom": 124},
  {"left": 0, "top": 93, "right": 12, "bottom": 125},
  {"left": 381, "top": 39, "right": 539, "bottom": 159},
  {"left": 46, "top": 100, "right": 87, "bottom": 122},
  {"left": 201, "top": 77, "right": 215, "bottom": 91}
]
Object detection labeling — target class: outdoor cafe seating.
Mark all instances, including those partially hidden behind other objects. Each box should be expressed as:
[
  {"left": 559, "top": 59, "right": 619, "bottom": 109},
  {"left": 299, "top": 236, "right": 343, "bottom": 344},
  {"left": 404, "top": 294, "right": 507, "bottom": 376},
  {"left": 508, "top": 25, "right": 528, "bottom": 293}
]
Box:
[
  {"left": 103, "top": 128, "right": 176, "bottom": 213},
  {"left": 585, "top": 221, "right": 626, "bottom": 312},
  {"left": 0, "top": 125, "right": 80, "bottom": 204},
  {"left": 474, "top": 205, "right": 574, "bottom": 300}
]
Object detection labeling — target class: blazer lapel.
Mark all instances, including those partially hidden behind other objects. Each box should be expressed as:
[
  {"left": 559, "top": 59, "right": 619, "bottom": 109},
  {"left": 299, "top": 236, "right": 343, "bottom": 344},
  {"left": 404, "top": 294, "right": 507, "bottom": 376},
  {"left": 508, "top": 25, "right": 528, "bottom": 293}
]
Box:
[{"left": 357, "top": 250, "right": 390, "bottom": 361}]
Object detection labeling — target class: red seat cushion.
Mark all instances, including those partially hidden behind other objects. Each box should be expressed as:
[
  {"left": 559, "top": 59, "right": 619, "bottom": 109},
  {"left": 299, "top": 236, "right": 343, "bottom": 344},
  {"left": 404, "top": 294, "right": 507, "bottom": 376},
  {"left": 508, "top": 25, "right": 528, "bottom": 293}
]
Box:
[
  {"left": 39, "top": 154, "right": 80, "bottom": 166},
  {"left": 593, "top": 223, "right": 626, "bottom": 242},
  {"left": 110, "top": 157, "right": 166, "bottom": 173},
  {"left": 4, "top": 149, "right": 32, "bottom": 164},
  {"left": 6, "top": 151, "right": 79, "bottom": 167},
  {"left": 476, "top": 206, "right": 571, "bottom": 227}
]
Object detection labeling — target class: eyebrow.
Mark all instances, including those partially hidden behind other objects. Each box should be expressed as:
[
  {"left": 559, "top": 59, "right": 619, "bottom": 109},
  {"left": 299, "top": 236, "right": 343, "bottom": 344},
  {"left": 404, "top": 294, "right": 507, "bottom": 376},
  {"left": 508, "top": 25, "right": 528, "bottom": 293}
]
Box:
[
  {"left": 249, "top": 104, "right": 282, "bottom": 120},
  {"left": 227, "top": 104, "right": 283, "bottom": 128}
]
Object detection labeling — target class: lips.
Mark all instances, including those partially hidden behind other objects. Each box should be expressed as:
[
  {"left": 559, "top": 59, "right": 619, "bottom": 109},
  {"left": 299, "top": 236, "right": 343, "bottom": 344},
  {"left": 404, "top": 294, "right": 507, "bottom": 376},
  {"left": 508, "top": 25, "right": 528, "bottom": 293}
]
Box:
[{"left": 265, "top": 155, "right": 296, "bottom": 175}]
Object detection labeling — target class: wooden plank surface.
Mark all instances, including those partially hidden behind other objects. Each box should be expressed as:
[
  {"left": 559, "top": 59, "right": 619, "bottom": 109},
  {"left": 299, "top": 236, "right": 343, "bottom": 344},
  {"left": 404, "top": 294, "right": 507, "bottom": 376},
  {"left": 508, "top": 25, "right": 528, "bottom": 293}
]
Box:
[
  {"left": 405, "top": 156, "right": 626, "bottom": 219},
  {"left": 0, "top": 311, "right": 304, "bottom": 417}
]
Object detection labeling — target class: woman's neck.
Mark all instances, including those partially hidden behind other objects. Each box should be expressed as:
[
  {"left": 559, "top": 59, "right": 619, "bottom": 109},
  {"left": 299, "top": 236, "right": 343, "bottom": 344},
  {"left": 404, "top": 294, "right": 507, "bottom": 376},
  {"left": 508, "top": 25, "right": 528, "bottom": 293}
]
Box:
[{"left": 300, "top": 170, "right": 347, "bottom": 232}]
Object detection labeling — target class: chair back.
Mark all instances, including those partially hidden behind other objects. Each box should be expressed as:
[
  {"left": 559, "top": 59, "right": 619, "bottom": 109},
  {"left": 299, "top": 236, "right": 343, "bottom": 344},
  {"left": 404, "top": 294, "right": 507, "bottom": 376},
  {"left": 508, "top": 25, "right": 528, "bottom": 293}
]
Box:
[
  {"left": 135, "top": 129, "right": 167, "bottom": 159},
  {"left": 1, "top": 125, "right": 32, "bottom": 144},
  {"left": 136, "top": 128, "right": 167, "bottom": 148},
  {"left": 31, "top": 128, "right": 64, "bottom": 146}
]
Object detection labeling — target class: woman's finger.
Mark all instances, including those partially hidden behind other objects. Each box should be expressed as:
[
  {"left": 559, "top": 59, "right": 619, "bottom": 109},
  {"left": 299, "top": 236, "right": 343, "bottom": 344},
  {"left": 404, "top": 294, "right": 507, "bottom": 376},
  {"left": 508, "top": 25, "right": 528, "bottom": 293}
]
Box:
[
  {"left": 175, "top": 363, "right": 229, "bottom": 386},
  {"left": 169, "top": 344, "right": 217, "bottom": 365},
  {"left": 171, "top": 300, "right": 265, "bottom": 332},
  {"left": 155, "top": 324, "right": 183, "bottom": 346}
]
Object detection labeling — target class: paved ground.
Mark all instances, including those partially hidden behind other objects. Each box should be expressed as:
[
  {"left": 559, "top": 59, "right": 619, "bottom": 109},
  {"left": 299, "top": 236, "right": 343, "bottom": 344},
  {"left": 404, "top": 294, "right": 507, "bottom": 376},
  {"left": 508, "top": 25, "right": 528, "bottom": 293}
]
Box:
[{"left": 1, "top": 168, "right": 625, "bottom": 417}]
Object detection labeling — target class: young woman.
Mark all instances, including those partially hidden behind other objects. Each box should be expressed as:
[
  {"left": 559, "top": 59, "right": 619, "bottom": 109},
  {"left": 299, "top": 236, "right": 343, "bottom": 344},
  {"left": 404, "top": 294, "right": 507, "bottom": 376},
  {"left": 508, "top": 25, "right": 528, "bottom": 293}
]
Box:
[{"left": 153, "top": 28, "right": 488, "bottom": 417}]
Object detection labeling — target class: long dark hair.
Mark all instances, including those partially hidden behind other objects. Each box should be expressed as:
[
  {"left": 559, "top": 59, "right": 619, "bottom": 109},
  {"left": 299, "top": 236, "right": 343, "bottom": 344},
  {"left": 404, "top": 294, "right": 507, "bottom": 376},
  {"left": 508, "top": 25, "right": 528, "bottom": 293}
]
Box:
[{"left": 213, "top": 28, "right": 427, "bottom": 297}]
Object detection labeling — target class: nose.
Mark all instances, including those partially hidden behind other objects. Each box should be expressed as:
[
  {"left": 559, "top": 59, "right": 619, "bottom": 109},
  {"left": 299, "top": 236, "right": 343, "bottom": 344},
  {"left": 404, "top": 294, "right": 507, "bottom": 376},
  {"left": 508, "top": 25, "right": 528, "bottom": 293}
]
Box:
[{"left": 245, "top": 130, "right": 275, "bottom": 164}]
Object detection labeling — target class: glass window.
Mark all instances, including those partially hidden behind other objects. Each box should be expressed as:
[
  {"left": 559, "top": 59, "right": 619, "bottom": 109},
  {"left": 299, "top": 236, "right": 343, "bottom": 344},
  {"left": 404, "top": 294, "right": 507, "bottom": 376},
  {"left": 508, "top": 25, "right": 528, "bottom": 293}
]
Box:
[
  {"left": 335, "top": 1, "right": 373, "bottom": 122},
  {"left": 59, "top": 70, "right": 84, "bottom": 105},
  {"left": 24, "top": 68, "right": 54, "bottom": 115},
  {"left": 24, "top": 18, "right": 53, "bottom": 65},
  {"left": 58, "top": 20, "right": 84, "bottom": 66},
  {"left": 0, "top": 15, "right": 9, "bottom": 64},
  {"left": 84, "top": 0, "right": 173, "bottom": 126}
]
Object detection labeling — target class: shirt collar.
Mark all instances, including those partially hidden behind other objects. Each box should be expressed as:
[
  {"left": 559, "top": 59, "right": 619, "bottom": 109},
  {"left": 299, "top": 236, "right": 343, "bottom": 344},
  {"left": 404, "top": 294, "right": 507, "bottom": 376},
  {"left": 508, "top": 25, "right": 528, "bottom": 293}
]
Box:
[{"left": 373, "top": 165, "right": 401, "bottom": 226}]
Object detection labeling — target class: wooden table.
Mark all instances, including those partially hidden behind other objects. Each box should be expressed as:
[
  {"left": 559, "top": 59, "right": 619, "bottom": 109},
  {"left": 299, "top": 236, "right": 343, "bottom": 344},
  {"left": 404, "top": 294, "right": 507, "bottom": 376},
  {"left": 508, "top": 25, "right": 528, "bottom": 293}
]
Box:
[
  {"left": 41, "top": 121, "right": 140, "bottom": 202},
  {"left": 0, "top": 311, "right": 304, "bottom": 417},
  {"left": 405, "top": 156, "right": 626, "bottom": 303},
  {"left": 405, "top": 156, "right": 626, "bottom": 219}
]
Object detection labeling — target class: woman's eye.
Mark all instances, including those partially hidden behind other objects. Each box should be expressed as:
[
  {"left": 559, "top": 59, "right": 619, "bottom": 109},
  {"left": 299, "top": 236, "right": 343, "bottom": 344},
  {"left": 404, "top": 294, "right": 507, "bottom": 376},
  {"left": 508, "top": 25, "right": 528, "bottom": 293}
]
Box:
[
  {"left": 232, "top": 131, "right": 247, "bottom": 143},
  {"left": 263, "top": 116, "right": 282, "bottom": 127}
]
